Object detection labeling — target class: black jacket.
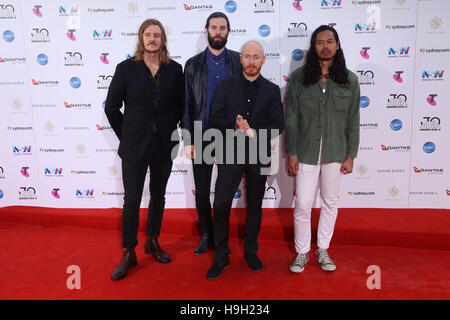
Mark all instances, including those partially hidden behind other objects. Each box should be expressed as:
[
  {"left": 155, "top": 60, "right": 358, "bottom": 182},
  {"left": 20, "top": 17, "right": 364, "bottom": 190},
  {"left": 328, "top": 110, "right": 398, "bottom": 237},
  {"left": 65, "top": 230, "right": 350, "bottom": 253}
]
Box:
[
  {"left": 105, "top": 58, "right": 184, "bottom": 162},
  {"left": 182, "top": 48, "right": 242, "bottom": 144},
  {"left": 209, "top": 74, "right": 285, "bottom": 174}
]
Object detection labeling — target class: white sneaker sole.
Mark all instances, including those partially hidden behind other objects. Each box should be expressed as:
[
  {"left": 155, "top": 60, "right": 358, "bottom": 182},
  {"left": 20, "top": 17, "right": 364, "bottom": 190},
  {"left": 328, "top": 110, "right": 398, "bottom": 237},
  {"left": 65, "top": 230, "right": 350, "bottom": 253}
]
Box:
[
  {"left": 290, "top": 265, "right": 306, "bottom": 273},
  {"left": 319, "top": 264, "right": 336, "bottom": 272}
]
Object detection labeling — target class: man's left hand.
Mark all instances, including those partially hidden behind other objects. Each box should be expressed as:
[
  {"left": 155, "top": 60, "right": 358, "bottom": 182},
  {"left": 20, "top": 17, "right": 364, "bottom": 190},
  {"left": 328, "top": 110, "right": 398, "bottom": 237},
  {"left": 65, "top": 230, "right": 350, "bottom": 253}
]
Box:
[{"left": 340, "top": 157, "right": 354, "bottom": 174}]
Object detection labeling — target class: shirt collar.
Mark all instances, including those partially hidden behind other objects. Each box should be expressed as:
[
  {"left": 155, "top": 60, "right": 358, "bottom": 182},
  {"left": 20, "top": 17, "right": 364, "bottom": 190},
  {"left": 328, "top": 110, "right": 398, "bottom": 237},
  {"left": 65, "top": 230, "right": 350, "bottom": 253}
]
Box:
[
  {"left": 240, "top": 72, "right": 261, "bottom": 87},
  {"left": 206, "top": 47, "right": 227, "bottom": 62}
]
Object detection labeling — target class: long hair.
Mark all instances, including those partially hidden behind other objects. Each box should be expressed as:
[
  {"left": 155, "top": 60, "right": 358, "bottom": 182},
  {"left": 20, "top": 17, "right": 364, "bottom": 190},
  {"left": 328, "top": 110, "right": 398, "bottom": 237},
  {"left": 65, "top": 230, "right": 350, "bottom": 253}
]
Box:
[
  {"left": 303, "top": 25, "right": 348, "bottom": 86},
  {"left": 133, "top": 19, "right": 170, "bottom": 65}
]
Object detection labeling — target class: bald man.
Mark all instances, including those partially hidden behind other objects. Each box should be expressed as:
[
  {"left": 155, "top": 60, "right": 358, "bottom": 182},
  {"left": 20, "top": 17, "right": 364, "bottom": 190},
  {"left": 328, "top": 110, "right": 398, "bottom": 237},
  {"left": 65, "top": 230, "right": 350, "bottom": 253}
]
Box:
[{"left": 206, "top": 41, "right": 284, "bottom": 279}]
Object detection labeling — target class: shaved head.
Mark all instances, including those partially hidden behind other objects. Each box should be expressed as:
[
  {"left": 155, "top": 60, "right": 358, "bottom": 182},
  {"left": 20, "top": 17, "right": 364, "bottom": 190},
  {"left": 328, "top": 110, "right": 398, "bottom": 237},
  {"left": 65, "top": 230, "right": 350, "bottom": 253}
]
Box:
[{"left": 241, "top": 40, "right": 265, "bottom": 56}]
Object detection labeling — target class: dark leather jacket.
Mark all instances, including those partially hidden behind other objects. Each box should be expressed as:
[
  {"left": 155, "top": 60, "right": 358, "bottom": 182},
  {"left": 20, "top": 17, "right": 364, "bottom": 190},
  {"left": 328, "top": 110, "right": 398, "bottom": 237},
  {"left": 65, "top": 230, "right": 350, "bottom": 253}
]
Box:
[{"left": 182, "top": 48, "right": 242, "bottom": 144}]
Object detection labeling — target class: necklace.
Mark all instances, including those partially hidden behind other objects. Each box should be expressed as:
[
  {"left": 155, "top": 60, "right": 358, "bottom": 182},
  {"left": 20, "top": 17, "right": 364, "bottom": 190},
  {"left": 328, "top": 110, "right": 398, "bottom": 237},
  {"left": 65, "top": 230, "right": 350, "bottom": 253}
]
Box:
[{"left": 209, "top": 56, "right": 224, "bottom": 65}]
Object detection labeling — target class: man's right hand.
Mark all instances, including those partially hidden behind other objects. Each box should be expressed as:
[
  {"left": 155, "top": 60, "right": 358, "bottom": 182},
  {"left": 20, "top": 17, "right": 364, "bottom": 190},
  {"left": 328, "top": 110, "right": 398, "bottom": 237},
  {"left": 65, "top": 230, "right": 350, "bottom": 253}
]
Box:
[
  {"left": 287, "top": 156, "right": 299, "bottom": 176},
  {"left": 184, "top": 145, "right": 196, "bottom": 160}
]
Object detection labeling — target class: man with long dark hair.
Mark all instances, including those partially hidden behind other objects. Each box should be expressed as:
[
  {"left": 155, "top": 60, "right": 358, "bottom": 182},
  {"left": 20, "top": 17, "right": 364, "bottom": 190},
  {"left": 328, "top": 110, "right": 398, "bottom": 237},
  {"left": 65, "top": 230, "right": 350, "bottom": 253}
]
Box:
[
  {"left": 285, "top": 25, "right": 360, "bottom": 273},
  {"left": 182, "top": 12, "right": 242, "bottom": 255},
  {"left": 105, "top": 19, "right": 183, "bottom": 280}
]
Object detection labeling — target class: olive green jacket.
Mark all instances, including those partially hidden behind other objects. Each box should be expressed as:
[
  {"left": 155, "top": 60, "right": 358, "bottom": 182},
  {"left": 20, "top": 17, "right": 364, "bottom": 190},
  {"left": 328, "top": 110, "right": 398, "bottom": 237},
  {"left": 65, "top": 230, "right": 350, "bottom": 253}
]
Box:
[{"left": 284, "top": 66, "right": 360, "bottom": 165}]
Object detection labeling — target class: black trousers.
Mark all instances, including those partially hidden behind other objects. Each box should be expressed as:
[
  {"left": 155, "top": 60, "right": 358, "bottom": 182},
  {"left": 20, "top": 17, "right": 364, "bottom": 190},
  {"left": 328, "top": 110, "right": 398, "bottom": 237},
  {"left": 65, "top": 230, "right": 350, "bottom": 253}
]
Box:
[
  {"left": 192, "top": 160, "right": 214, "bottom": 236},
  {"left": 213, "top": 164, "right": 267, "bottom": 261},
  {"left": 121, "top": 150, "right": 172, "bottom": 249}
]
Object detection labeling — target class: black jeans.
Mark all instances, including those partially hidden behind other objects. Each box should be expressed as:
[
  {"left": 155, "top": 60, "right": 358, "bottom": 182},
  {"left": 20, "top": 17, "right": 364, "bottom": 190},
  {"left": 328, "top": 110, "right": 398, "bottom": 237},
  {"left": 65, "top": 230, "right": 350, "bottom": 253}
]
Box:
[
  {"left": 121, "top": 150, "right": 172, "bottom": 248},
  {"left": 192, "top": 160, "right": 214, "bottom": 236},
  {"left": 212, "top": 164, "right": 267, "bottom": 261}
]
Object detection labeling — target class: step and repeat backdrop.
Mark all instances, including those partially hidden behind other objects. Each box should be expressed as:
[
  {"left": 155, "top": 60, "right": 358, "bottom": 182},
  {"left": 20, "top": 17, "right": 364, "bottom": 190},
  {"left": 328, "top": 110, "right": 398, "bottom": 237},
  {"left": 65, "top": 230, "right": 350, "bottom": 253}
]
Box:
[{"left": 0, "top": 0, "right": 449, "bottom": 209}]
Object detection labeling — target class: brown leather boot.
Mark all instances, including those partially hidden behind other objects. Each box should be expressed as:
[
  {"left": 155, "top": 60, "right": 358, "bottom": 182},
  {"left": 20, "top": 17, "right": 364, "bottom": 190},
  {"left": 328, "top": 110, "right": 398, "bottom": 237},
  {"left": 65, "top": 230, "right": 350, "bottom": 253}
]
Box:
[
  {"left": 144, "top": 236, "right": 171, "bottom": 263},
  {"left": 111, "top": 248, "right": 137, "bottom": 281}
]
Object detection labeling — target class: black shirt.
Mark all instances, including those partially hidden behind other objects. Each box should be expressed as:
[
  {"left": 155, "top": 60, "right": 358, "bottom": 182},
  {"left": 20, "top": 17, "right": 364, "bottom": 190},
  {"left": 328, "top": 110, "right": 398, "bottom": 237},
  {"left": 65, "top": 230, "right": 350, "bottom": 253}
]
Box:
[
  {"left": 240, "top": 72, "right": 261, "bottom": 121},
  {"left": 143, "top": 63, "right": 161, "bottom": 156}
]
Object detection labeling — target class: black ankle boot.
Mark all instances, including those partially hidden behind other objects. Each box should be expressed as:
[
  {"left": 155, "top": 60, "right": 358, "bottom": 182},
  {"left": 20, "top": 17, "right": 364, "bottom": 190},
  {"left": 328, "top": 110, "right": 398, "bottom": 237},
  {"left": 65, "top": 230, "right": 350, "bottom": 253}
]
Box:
[
  {"left": 194, "top": 231, "right": 213, "bottom": 255},
  {"left": 111, "top": 248, "right": 137, "bottom": 280},
  {"left": 144, "top": 236, "right": 171, "bottom": 263}
]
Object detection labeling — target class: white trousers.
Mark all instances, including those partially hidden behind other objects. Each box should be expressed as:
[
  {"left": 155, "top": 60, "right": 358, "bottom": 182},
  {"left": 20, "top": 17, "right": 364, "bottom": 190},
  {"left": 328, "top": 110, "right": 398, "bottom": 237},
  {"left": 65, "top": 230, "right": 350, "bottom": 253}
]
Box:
[{"left": 294, "top": 160, "right": 342, "bottom": 254}]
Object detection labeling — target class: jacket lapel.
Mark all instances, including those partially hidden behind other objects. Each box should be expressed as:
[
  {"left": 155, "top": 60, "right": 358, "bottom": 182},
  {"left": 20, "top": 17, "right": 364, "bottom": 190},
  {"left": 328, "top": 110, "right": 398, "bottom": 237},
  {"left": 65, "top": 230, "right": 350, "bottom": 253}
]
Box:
[{"left": 236, "top": 80, "right": 247, "bottom": 118}]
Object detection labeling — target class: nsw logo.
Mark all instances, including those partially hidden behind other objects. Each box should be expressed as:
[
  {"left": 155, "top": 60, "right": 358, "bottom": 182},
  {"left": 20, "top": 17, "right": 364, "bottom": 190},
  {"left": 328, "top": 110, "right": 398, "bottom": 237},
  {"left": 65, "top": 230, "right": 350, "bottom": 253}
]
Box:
[{"left": 422, "top": 70, "right": 444, "bottom": 80}]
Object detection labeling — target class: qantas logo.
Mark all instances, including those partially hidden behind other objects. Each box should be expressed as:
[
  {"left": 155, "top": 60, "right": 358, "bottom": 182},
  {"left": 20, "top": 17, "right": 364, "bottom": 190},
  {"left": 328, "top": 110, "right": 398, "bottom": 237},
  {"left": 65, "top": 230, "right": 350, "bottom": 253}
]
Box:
[
  {"left": 32, "top": 79, "right": 59, "bottom": 86},
  {"left": 183, "top": 4, "right": 212, "bottom": 10},
  {"left": 381, "top": 144, "right": 411, "bottom": 151},
  {"left": 413, "top": 167, "right": 444, "bottom": 174},
  {"left": 96, "top": 124, "right": 112, "bottom": 130}
]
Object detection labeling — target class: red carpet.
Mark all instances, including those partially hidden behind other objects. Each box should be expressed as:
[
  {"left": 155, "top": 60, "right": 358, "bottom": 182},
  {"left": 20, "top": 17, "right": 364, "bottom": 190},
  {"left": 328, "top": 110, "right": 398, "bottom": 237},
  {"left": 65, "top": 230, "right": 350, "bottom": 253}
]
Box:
[{"left": 0, "top": 206, "right": 449, "bottom": 300}]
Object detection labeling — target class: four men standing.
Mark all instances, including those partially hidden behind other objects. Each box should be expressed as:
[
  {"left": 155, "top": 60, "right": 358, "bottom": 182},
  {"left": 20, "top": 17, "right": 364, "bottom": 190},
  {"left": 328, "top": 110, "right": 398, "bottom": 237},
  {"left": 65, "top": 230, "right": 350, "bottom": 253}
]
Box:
[{"left": 105, "top": 13, "right": 359, "bottom": 280}]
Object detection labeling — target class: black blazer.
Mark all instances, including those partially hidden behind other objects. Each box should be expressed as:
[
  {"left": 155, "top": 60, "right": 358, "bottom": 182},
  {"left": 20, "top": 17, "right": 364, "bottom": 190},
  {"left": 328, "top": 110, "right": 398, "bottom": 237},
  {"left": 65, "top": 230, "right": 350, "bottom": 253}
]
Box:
[
  {"left": 105, "top": 58, "right": 184, "bottom": 162},
  {"left": 209, "top": 74, "right": 284, "bottom": 173}
]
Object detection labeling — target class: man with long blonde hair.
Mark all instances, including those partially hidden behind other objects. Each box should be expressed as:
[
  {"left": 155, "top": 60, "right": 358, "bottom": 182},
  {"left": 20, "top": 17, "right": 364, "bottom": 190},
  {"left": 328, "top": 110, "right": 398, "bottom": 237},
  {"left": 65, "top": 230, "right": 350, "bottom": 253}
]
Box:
[{"left": 105, "top": 19, "right": 184, "bottom": 280}]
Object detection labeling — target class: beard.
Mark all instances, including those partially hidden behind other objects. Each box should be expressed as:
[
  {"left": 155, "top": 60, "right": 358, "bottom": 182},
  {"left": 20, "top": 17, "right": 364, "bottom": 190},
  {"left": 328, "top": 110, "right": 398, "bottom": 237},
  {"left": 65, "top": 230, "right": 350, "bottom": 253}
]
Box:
[
  {"left": 207, "top": 32, "right": 228, "bottom": 50},
  {"left": 244, "top": 65, "right": 261, "bottom": 77}
]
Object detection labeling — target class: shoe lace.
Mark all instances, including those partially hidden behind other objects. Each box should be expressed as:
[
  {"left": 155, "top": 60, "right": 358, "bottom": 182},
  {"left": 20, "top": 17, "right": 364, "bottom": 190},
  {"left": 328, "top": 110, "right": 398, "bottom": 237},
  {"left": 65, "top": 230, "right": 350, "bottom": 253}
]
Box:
[
  {"left": 295, "top": 254, "right": 307, "bottom": 266},
  {"left": 317, "top": 249, "right": 333, "bottom": 265}
]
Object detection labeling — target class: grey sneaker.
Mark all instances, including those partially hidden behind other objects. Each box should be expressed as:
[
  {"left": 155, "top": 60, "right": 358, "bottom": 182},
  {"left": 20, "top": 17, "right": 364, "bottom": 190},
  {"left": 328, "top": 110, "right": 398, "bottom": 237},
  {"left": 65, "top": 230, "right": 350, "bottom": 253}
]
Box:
[
  {"left": 290, "top": 253, "right": 309, "bottom": 273},
  {"left": 315, "top": 248, "right": 336, "bottom": 272}
]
